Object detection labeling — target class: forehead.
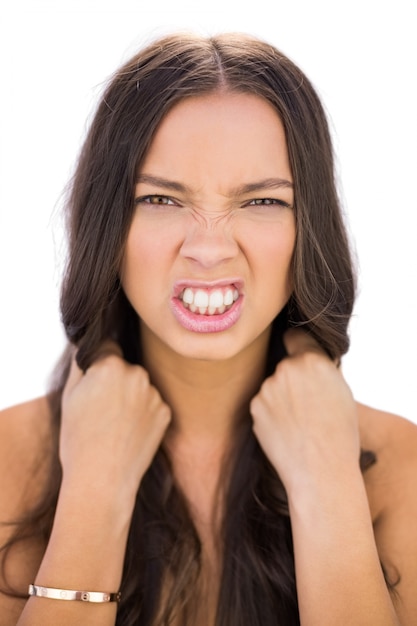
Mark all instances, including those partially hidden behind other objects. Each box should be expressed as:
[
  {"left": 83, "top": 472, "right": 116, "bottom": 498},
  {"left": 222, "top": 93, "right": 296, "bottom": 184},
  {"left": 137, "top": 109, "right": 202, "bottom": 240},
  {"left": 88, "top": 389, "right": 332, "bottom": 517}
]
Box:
[{"left": 138, "top": 92, "right": 292, "bottom": 191}]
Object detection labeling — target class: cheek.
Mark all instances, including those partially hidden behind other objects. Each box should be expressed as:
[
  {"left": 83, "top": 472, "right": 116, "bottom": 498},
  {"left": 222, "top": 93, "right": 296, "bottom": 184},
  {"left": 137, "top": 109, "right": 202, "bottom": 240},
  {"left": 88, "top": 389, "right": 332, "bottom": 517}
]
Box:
[
  {"left": 121, "top": 223, "right": 164, "bottom": 277},
  {"left": 119, "top": 226, "right": 149, "bottom": 294},
  {"left": 257, "top": 224, "right": 296, "bottom": 296},
  {"left": 246, "top": 221, "right": 295, "bottom": 268},
  {"left": 120, "top": 221, "right": 184, "bottom": 303},
  {"left": 119, "top": 229, "right": 160, "bottom": 321}
]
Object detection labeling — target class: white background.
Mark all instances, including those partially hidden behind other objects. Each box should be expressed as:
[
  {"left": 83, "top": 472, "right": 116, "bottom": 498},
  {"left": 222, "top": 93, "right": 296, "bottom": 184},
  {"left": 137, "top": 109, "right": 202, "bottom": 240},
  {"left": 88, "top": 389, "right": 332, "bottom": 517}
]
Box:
[{"left": 0, "top": 0, "right": 416, "bottom": 422}]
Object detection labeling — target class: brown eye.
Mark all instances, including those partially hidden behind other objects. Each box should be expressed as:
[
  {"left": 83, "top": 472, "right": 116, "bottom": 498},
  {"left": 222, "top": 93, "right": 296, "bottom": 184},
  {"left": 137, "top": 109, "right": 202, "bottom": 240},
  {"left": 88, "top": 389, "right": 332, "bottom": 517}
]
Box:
[
  {"left": 135, "top": 195, "right": 176, "bottom": 206},
  {"left": 247, "top": 198, "right": 291, "bottom": 208},
  {"left": 149, "top": 196, "right": 171, "bottom": 205}
]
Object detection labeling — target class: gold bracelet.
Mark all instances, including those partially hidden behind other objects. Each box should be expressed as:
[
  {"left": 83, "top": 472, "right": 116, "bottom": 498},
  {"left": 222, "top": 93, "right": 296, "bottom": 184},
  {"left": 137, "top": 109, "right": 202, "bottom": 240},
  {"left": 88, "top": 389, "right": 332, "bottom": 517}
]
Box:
[{"left": 28, "top": 584, "right": 121, "bottom": 603}]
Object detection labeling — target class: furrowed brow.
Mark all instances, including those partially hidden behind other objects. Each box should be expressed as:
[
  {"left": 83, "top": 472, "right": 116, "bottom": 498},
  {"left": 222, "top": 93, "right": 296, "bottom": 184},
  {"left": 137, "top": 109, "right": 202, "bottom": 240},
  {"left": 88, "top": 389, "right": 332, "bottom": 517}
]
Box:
[
  {"left": 135, "top": 174, "right": 294, "bottom": 197},
  {"left": 233, "top": 178, "right": 294, "bottom": 195},
  {"left": 136, "top": 174, "right": 190, "bottom": 194}
]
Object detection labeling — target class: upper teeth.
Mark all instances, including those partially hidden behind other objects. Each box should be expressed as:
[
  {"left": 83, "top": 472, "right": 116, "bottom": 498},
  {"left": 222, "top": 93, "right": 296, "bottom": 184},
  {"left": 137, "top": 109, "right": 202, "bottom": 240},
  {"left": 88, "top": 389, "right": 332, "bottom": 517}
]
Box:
[{"left": 180, "top": 287, "right": 239, "bottom": 311}]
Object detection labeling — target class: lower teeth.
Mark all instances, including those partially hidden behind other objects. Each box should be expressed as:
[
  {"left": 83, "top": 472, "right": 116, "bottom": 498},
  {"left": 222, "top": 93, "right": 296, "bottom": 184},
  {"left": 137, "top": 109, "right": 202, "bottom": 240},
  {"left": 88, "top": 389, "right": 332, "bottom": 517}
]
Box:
[{"left": 183, "top": 301, "right": 232, "bottom": 315}]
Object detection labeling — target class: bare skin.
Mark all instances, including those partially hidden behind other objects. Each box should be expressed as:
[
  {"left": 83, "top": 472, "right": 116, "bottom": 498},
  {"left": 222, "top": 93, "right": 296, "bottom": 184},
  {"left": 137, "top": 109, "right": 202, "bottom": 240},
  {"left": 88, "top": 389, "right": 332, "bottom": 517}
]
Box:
[
  {"left": 0, "top": 339, "right": 417, "bottom": 625},
  {"left": 1, "top": 92, "right": 416, "bottom": 624}
]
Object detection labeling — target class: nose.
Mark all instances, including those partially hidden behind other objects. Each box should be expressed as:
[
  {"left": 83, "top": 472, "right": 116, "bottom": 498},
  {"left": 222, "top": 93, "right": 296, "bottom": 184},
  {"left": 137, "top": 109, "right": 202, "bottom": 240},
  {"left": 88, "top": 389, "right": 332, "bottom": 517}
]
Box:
[{"left": 179, "top": 216, "right": 239, "bottom": 269}]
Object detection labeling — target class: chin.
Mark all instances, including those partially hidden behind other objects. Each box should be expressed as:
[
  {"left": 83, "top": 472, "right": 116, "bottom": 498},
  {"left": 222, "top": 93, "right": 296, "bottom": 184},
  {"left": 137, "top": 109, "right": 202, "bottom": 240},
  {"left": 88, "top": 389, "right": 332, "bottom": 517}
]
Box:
[
  {"left": 172, "top": 340, "right": 243, "bottom": 363},
  {"left": 170, "top": 326, "right": 270, "bottom": 364}
]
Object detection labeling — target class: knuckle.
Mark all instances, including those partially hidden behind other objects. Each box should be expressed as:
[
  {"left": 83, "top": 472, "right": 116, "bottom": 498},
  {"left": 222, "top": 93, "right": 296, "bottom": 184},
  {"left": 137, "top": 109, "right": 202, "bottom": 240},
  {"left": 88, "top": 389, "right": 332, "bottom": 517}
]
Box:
[
  {"left": 160, "top": 405, "right": 172, "bottom": 425},
  {"left": 250, "top": 396, "right": 261, "bottom": 415},
  {"left": 90, "top": 353, "right": 122, "bottom": 374},
  {"left": 104, "top": 353, "right": 123, "bottom": 367},
  {"left": 280, "top": 350, "right": 326, "bottom": 375},
  {"left": 134, "top": 365, "right": 150, "bottom": 385}
]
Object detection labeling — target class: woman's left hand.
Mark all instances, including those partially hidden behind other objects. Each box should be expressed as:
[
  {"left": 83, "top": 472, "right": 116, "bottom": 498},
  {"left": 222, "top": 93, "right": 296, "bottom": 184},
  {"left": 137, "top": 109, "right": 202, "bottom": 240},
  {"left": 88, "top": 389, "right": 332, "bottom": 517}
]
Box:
[{"left": 250, "top": 329, "right": 361, "bottom": 493}]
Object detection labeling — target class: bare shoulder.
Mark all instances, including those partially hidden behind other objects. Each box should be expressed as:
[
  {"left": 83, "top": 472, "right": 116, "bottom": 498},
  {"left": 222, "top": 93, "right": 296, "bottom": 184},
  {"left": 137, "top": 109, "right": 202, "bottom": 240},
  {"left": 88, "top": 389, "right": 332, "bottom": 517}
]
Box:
[
  {"left": 0, "top": 395, "right": 52, "bottom": 436},
  {"left": 358, "top": 403, "right": 417, "bottom": 621},
  {"left": 358, "top": 402, "right": 417, "bottom": 481},
  {"left": 0, "top": 397, "right": 55, "bottom": 623},
  {"left": 0, "top": 395, "right": 54, "bottom": 518},
  {"left": 0, "top": 395, "right": 52, "bottom": 446},
  {"left": 357, "top": 401, "right": 417, "bottom": 516}
]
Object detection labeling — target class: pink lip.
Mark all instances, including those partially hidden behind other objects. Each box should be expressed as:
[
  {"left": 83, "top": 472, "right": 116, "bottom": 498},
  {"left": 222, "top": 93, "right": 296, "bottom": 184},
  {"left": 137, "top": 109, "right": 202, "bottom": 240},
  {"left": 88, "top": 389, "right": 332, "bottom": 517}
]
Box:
[{"left": 170, "top": 278, "right": 244, "bottom": 333}]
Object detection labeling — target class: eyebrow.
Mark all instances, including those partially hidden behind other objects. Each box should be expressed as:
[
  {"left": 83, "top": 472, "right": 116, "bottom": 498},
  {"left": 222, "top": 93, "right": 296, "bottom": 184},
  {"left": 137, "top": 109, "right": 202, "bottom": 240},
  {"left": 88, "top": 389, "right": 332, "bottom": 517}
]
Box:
[
  {"left": 136, "top": 174, "right": 294, "bottom": 196},
  {"left": 233, "top": 177, "right": 294, "bottom": 194}
]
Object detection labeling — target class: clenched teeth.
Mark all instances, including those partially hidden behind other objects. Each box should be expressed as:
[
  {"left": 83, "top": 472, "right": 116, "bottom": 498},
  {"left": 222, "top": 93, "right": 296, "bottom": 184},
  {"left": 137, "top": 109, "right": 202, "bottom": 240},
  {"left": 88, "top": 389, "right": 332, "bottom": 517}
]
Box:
[{"left": 180, "top": 286, "right": 239, "bottom": 315}]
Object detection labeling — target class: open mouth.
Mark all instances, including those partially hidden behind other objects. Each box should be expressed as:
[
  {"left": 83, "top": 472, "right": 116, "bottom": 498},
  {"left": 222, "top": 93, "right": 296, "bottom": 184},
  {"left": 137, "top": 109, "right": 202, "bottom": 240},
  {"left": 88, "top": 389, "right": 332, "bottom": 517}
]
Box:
[
  {"left": 171, "top": 280, "right": 244, "bottom": 333},
  {"left": 178, "top": 285, "right": 240, "bottom": 316}
]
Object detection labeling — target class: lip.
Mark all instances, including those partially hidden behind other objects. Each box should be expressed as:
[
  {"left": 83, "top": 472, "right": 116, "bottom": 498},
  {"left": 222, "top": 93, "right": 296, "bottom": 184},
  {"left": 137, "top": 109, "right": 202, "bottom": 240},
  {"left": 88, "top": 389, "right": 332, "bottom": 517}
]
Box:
[{"left": 170, "top": 278, "right": 244, "bottom": 333}]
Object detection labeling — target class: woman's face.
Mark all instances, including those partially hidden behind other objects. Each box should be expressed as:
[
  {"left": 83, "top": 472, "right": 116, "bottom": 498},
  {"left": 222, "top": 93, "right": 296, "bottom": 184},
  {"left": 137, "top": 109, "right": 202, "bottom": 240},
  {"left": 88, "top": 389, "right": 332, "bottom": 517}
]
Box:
[{"left": 121, "top": 91, "right": 296, "bottom": 363}]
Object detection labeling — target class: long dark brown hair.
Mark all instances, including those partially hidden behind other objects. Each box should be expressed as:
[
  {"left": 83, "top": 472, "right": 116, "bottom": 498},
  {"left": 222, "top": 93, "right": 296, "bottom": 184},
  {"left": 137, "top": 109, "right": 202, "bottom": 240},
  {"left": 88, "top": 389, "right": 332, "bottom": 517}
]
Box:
[{"left": 1, "top": 32, "right": 376, "bottom": 624}]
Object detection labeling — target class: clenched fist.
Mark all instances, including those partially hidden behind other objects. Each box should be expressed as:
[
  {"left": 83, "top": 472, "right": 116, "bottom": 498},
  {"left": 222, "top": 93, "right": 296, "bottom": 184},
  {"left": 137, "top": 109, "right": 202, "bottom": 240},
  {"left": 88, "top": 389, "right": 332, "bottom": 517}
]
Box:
[
  {"left": 250, "top": 329, "right": 360, "bottom": 494},
  {"left": 61, "top": 342, "right": 171, "bottom": 511}
]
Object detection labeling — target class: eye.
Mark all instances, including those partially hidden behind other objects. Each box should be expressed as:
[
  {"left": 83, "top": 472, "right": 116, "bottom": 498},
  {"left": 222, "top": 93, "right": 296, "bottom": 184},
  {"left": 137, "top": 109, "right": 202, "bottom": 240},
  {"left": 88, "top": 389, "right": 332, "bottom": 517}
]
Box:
[
  {"left": 135, "top": 194, "right": 178, "bottom": 206},
  {"left": 245, "top": 198, "right": 292, "bottom": 208}
]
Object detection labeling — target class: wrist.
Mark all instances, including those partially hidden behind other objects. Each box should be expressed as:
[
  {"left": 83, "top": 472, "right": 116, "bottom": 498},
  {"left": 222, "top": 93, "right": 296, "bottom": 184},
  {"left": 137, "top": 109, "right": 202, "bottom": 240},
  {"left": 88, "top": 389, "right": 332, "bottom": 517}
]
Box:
[
  {"left": 28, "top": 584, "right": 121, "bottom": 603},
  {"left": 286, "top": 463, "right": 368, "bottom": 520},
  {"left": 50, "top": 478, "right": 135, "bottom": 552},
  {"left": 59, "top": 471, "right": 138, "bottom": 523},
  {"left": 35, "top": 487, "right": 132, "bottom": 593},
  {"left": 279, "top": 447, "right": 362, "bottom": 498}
]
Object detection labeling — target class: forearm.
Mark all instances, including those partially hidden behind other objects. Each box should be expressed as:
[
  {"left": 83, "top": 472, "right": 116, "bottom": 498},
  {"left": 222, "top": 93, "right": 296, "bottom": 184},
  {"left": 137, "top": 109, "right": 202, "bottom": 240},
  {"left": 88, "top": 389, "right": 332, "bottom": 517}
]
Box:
[
  {"left": 17, "top": 481, "right": 133, "bottom": 626},
  {"left": 288, "top": 468, "right": 399, "bottom": 626}
]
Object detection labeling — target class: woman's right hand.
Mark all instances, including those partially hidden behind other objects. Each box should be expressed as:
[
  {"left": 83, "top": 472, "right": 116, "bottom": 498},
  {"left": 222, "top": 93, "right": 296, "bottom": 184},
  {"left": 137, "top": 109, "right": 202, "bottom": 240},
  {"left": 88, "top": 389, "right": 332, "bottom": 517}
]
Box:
[
  {"left": 12, "top": 344, "right": 170, "bottom": 625},
  {"left": 60, "top": 343, "right": 172, "bottom": 512}
]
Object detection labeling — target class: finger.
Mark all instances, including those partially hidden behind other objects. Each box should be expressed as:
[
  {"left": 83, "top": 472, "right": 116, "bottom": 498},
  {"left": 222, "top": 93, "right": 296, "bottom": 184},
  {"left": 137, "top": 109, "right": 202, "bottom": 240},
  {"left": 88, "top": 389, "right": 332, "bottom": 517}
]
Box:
[{"left": 283, "top": 328, "right": 325, "bottom": 358}]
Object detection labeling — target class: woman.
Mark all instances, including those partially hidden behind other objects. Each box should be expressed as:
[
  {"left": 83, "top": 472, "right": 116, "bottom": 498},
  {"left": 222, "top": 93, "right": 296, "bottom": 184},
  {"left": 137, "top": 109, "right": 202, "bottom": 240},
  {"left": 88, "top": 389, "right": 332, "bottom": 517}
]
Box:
[{"left": 0, "top": 32, "right": 416, "bottom": 625}]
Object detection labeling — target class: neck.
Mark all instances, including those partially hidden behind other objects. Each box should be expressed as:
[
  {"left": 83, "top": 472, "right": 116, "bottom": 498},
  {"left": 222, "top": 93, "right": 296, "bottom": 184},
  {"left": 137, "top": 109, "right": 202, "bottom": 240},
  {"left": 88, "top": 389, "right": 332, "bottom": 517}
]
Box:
[
  {"left": 139, "top": 325, "right": 271, "bottom": 538},
  {"left": 140, "top": 326, "right": 270, "bottom": 449}
]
